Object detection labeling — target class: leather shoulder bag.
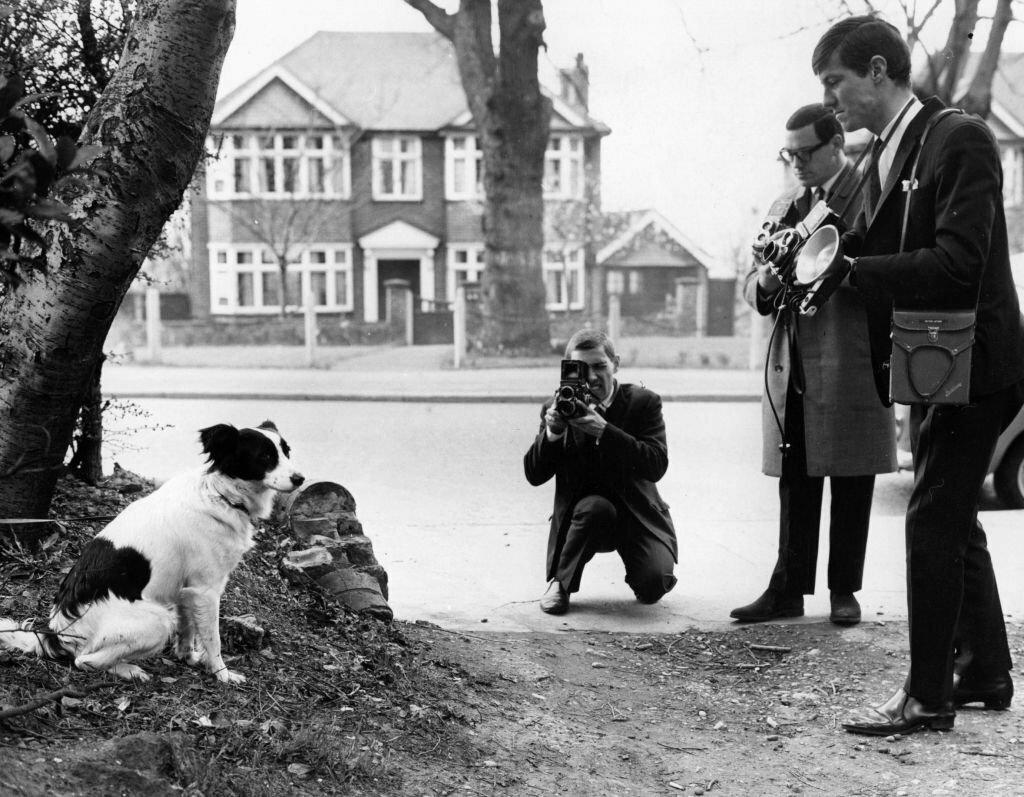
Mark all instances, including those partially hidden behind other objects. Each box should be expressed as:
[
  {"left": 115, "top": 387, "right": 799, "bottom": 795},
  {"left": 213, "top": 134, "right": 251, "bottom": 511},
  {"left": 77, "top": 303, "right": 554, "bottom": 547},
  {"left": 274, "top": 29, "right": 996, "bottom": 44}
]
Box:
[{"left": 889, "top": 108, "right": 976, "bottom": 406}]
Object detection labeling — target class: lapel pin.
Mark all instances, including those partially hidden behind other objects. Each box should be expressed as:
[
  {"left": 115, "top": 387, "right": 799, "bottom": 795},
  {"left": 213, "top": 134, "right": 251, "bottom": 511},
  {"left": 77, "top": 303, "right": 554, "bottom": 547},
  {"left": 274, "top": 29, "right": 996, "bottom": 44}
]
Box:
[{"left": 901, "top": 178, "right": 919, "bottom": 192}]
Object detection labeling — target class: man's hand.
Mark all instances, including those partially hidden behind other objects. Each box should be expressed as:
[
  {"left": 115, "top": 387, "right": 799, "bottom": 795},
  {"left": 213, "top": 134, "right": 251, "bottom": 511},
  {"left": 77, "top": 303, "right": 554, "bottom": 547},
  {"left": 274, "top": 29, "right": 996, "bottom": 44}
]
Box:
[
  {"left": 544, "top": 403, "right": 568, "bottom": 437},
  {"left": 566, "top": 402, "right": 607, "bottom": 439},
  {"left": 755, "top": 261, "right": 782, "bottom": 293}
]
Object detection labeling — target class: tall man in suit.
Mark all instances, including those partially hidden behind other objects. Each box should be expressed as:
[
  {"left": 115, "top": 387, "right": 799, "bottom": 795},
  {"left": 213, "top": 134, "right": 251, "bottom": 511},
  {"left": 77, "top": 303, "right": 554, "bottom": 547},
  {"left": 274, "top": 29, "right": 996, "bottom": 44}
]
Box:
[
  {"left": 813, "top": 15, "right": 1024, "bottom": 735},
  {"left": 732, "top": 104, "right": 896, "bottom": 626},
  {"left": 524, "top": 329, "right": 677, "bottom": 615}
]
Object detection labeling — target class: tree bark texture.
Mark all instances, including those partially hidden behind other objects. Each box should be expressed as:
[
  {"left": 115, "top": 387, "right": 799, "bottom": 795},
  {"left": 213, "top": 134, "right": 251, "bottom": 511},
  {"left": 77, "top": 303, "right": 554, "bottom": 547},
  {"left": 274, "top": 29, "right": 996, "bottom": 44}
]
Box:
[
  {"left": 409, "top": 0, "right": 552, "bottom": 353},
  {"left": 0, "top": 0, "right": 235, "bottom": 516},
  {"left": 66, "top": 358, "right": 105, "bottom": 485}
]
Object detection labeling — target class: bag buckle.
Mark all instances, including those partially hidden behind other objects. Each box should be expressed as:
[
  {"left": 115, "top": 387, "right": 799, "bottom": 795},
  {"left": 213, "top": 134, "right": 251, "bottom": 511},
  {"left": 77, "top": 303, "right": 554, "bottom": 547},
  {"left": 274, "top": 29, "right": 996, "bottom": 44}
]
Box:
[{"left": 926, "top": 324, "right": 941, "bottom": 343}]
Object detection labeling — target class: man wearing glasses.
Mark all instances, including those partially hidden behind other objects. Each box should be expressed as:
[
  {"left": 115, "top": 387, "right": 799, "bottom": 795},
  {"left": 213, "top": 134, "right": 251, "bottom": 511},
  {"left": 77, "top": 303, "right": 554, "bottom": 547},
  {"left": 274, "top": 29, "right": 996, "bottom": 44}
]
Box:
[{"left": 731, "top": 103, "right": 895, "bottom": 625}]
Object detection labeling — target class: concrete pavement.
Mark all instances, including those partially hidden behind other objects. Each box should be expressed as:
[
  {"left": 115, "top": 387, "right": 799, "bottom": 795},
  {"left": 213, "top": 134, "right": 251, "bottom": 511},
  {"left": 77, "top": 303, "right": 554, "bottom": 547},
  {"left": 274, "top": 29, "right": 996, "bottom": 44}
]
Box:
[
  {"left": 100, "top": 344, "right": 1024, "bottom": 635},
  {"left": 104, "top": 344, "right": 763, "bottom": 402}
]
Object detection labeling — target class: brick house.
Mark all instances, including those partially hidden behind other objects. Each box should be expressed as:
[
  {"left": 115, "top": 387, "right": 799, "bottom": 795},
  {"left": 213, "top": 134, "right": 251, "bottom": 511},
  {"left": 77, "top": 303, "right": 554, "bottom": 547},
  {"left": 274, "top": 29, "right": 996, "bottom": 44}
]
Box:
[{"left": 189, "top": 32, "right": 610, "bottom": 327}]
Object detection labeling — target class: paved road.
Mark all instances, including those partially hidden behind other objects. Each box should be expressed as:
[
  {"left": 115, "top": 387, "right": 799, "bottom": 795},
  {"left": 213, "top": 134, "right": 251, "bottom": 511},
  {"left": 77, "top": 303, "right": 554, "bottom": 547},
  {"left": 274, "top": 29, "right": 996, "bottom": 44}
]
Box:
[{"left": 104, "top": 395, "right": 1024, "bottom": 634}]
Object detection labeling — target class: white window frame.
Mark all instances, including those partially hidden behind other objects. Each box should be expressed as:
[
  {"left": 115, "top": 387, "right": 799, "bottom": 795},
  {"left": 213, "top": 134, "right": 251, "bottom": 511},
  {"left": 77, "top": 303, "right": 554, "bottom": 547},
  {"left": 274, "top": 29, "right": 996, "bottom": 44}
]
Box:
[
  {"left": 372, "top": 134, "right": 423, "bottom": 201},
  {"left": 543, "top": 134, "right": 584, "bottom": 200},
  {"left": 445, "top": 135, "right": 483, "bottom": 199},
  {"left": 1002, "top": 144, "right": 1024, "bottom": 208},
  {"left": 446, "top": 243, "right": 486, "bottom": 300},
  {"left": 207, "top": 131, "right": 351, "bottom": 200},
  {"left": 208, "top": 243, "right": 354, "bottom": 314},
  {"left": 543, "top": 245, "right": 585, "bottom": 311}
]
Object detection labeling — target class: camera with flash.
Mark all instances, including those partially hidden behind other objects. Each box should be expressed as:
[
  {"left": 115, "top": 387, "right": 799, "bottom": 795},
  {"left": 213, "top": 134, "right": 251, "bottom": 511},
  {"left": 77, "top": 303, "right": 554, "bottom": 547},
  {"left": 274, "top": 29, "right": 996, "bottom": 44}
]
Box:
[{"left": 754, "top": 197, "right": 849, "bottom": 316}]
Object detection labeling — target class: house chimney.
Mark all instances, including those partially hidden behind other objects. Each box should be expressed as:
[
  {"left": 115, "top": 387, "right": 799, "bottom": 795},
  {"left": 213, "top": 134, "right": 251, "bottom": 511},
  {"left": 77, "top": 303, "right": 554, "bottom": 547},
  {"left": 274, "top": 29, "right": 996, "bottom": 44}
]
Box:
[{"left": 559, "top": 52, "right": 589, "bottom": 111}]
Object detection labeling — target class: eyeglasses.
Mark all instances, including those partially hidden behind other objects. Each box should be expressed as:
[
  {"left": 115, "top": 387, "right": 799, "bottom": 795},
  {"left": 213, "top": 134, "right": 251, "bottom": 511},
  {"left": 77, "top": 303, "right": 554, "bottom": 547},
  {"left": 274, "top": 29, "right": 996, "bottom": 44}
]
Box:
[{"left": 778, "top": 140, "right": 829, "bottom": 164}]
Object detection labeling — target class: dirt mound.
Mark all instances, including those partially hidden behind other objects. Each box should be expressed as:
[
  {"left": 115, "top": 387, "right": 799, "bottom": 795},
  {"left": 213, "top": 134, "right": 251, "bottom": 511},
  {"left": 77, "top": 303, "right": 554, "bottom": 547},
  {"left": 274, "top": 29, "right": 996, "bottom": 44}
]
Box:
[{"left": 2, "top": 474, "right": 1023, "bottom": 795}]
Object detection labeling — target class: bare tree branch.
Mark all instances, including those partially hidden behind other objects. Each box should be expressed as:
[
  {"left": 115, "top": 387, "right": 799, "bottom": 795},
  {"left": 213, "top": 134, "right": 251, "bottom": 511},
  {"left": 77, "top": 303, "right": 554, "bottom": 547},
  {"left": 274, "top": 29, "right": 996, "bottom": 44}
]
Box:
[
  {"left": 404, "top": 0, "right": 455, "bottom": 39},
  {"left": 961, "top": 0, "right": 1014, "bottom": 116},
  {"left": 0, "top": 679, "right": 118, "bottom": 720},
  {"left": 76, "top": 0, "right": 108, "bottom": 89}
]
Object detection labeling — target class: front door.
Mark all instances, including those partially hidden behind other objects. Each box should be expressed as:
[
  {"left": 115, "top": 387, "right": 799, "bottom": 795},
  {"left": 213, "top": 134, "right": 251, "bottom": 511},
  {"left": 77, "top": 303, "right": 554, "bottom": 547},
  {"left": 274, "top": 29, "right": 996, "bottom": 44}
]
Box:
[{"left": 377, "top": 259, "right": 420, "bottom": 321}]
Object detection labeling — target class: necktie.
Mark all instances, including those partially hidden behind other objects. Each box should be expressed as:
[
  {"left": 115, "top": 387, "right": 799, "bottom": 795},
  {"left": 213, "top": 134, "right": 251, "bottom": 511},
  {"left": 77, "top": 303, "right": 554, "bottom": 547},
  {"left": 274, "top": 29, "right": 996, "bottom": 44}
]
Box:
[
  {"left": 867, "top": 136, "right": 884, "bottom": 215},
  {"left": 813, "top": 186, "right": 824, "bottom": 205}
]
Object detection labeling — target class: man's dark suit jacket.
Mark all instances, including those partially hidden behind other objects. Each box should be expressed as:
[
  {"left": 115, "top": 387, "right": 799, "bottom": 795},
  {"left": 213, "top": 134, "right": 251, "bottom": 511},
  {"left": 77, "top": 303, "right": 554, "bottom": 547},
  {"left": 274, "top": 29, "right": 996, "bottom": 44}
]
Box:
[
  {"left": 849, "top": 97, "right": 1024, "bottom": 404},
  {"left": 523, "top": 383, "right": 677, "bottom": 582}
]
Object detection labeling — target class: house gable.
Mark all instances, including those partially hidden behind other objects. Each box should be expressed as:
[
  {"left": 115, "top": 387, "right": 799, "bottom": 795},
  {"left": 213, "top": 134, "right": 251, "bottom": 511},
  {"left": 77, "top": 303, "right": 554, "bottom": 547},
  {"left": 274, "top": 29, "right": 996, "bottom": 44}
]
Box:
[
  {"left": 605, "top": 238, "right": 700, "bottom": 269},
  {"left": 215, "top": 65, "right": 351, "bottom": 129},
  {"left": 219, "top": 77, "right": 336, "bottom": 129},
  {"left": 598, "top": 210, "right": 727, "bottom": 277}
]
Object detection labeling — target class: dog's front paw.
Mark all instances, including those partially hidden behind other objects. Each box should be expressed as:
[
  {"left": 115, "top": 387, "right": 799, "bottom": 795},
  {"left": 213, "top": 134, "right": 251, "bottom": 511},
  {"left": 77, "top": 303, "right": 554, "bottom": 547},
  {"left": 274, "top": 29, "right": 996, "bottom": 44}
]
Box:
[
  {"left": 214, "top": 668, "right": 247, "bottom": 685},
  {"left": 110, "top": 663, "right": 151, "bottom": 682}
]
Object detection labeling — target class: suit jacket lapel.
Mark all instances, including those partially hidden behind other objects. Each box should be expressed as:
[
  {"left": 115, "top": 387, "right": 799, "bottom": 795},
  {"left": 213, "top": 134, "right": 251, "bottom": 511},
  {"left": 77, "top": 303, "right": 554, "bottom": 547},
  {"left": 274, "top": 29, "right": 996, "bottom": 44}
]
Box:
[{"left": 867, "top": 98, "right": 943, "bottom": 229}]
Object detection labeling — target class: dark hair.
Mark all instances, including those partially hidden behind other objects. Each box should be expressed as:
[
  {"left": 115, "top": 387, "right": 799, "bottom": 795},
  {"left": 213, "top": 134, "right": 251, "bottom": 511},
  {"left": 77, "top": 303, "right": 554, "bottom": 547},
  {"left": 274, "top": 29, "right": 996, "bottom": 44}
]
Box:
[
  {"left": 564, "top": 329, "right": 616, "bottom": 360},
  {"left": 786, "top": 103, "right": 844, "bottom": 145},
  {"left": 812, "top": 15, "right": 911, "bottom": 86}
]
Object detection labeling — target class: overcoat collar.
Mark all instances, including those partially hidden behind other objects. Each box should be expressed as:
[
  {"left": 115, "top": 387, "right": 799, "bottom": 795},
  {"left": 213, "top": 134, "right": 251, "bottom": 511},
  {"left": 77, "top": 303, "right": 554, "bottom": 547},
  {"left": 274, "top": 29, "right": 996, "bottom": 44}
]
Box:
[{"left": 867, "top": 96, "right": 945, "bottom": 229}]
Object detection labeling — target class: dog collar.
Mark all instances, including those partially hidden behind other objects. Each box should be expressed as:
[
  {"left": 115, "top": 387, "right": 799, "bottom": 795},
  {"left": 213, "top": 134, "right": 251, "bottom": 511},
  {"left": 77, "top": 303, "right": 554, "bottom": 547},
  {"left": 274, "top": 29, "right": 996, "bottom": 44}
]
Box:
[{"left": 217, "top": 493, "right": 250, "bottom": 514}]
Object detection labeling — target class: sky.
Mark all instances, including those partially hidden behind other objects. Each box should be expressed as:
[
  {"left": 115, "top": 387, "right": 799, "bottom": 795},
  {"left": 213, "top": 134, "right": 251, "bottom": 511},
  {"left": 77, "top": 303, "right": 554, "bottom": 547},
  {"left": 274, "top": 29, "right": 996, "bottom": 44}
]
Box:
[{"left": 218, "top": 0, "right": 1024, "bottom": 268}]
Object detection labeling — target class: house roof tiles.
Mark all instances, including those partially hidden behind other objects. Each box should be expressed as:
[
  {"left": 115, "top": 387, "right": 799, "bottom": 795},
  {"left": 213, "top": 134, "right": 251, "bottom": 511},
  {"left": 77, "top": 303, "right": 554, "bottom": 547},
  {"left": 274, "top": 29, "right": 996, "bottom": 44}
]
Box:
[{"left": 216, "top": 31, "right": 608, "bottom": 134}]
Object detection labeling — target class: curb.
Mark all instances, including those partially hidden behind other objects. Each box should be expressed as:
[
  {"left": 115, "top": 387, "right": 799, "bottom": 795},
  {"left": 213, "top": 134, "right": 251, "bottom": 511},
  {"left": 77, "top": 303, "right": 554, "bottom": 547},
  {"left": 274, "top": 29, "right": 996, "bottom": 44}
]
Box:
[{"left": 105, "top": 392, "right": 763, "bottom": 404}]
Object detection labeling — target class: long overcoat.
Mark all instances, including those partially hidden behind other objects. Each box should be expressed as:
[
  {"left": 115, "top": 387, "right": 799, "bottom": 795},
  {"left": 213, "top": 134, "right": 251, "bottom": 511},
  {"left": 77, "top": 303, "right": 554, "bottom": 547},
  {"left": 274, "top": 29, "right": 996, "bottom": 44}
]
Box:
[{"left": 746, "top": 161, "right": 896, "bottom": 477}]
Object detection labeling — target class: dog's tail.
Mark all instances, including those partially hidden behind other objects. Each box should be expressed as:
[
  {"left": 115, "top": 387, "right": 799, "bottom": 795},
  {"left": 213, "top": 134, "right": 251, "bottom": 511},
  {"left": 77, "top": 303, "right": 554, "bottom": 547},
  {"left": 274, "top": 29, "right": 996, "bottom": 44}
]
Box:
[{"left": 0, "top": 617, "right": 71, "bottom": 662}]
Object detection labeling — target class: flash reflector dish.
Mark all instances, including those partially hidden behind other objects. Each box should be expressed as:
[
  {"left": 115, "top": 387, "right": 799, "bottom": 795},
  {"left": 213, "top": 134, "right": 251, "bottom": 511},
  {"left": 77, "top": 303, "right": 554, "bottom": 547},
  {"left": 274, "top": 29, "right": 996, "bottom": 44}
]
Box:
[{"left": 794, "top": 225, "right": 840, "bottom": 286}]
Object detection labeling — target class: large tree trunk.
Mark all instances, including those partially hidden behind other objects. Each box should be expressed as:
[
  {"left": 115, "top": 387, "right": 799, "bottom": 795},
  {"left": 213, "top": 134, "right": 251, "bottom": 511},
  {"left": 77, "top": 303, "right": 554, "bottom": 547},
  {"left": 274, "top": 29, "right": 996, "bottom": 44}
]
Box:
[
  {"left": 66, "top": 358, "right": 105, "bottom": 485},
  {"left": 408, "top": 0, "right": 552, "bottom": 353},
  {"left": 0, "top": 0, "right": 234, "bottom": 516}
]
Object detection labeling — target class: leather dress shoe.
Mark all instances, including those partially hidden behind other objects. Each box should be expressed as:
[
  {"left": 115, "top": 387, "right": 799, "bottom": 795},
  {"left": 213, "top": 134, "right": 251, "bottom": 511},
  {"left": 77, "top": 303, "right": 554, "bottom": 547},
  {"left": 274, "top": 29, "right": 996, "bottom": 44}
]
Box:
[
  {"left": 730, "top": 589, "right": 803, "bottom": 622},
  {"left": 539, "top": 580, "right": 569, "bottom": 615},
  {"left": 843, "top": 688, "right": 954, "bottom": 736},
  {"left": 953, "top": 673, "right": 1013, "bottom": 710},
  {"left": 829, "top": 592, "right": 861, "bottom": 626}
]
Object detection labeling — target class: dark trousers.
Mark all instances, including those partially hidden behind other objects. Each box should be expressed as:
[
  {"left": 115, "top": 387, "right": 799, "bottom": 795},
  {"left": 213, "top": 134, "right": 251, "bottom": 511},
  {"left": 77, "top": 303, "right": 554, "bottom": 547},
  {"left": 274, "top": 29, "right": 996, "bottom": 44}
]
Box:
[
  {"left": 554, "top": 495, "right": 677, "bottom": 603},
  {"left": 905, "top": 379, "right": 1024, "bottom": 707},
  {"left": 769, "top": 387, "right": 876, "bottom": 596}
]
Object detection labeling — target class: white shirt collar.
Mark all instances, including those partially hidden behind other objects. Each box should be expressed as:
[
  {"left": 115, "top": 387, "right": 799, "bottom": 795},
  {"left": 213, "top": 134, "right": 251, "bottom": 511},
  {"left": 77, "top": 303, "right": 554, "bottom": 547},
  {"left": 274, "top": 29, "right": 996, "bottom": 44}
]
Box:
[{"left": 876, "top": 95, "right": 924, "bottom": 186}]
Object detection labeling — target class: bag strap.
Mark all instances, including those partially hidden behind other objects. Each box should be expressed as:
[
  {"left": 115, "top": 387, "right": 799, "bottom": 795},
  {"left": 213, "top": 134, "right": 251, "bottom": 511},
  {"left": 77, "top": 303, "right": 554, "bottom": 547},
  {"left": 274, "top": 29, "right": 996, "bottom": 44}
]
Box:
[
  {"left": 896, "top": 342, "right": 970, "bottom": 399},
  {"left": 898, "top": 107, "right": 964, "bottom": 253}
]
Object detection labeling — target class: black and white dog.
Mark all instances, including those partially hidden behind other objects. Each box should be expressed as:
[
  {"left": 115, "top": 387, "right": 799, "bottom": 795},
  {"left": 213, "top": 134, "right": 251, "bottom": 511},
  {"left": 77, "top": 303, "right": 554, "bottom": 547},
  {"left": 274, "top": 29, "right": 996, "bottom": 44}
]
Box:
[{"left": 0, "top": 421, "right": 303, "bottom": 685}]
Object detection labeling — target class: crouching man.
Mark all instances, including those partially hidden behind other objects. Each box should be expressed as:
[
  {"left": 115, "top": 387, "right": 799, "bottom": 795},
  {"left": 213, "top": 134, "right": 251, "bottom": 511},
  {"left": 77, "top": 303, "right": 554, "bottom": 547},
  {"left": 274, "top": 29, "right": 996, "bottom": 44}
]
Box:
[{"left": 524, "top": 329, "right": 678, "bottom": 615}]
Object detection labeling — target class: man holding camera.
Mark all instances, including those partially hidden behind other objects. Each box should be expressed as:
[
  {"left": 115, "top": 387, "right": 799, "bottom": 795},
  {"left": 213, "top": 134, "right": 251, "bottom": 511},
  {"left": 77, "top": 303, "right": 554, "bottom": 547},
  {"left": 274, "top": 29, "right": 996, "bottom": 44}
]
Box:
[
  {"left": 524, "top": 329, "right": 677, "bottom": 615},
  {"left": 731, "top": 103, "right": 895, "bottom": 626},
  {"left": 813, "top": 15, "right": 1024, "bottom": 735}
]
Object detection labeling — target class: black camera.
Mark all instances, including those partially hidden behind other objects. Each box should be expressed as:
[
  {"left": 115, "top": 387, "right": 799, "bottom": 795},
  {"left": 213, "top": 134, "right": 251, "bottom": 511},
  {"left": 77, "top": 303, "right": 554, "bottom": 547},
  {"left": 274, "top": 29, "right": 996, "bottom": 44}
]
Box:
[
  {"left": 555, "top": 359, "right": 593, "bottom": 418},
  {"left": 758, "top": 199, "right": 846, "bottom": 282}
]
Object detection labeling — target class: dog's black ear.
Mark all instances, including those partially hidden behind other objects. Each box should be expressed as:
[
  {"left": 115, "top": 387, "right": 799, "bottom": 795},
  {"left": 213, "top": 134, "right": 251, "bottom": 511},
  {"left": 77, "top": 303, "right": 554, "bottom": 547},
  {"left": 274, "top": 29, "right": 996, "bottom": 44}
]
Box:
[
  {"left": 199, "top": 424, "right": 239, "bottom": 460},
  {"left": 257, "top": 419, "right": 278, "bottom": 433}
]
